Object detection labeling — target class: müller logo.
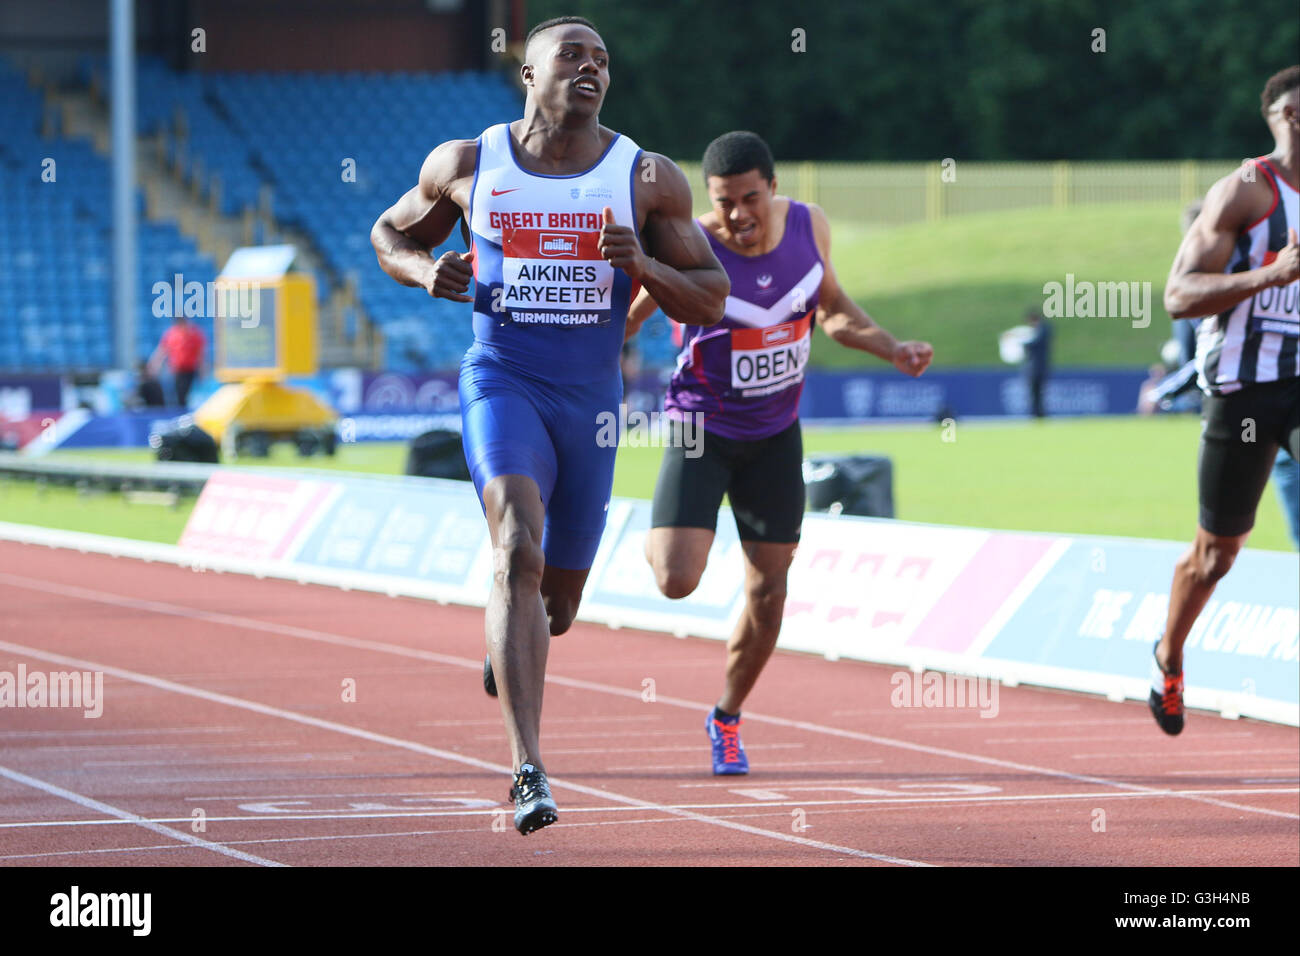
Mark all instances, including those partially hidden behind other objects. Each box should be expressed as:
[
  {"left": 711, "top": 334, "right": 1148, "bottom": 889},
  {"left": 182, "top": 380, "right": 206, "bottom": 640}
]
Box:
[
  {"left": 763, "top": 325, "right": 794, "bottom": 346},
  {"left": 538, "top": 232, "right": 580, "bottom": 257}
]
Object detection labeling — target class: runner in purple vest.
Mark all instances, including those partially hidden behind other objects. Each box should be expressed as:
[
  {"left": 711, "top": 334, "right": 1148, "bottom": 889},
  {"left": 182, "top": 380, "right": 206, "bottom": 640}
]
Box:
[{"left": 626, "top": 131, "right": 934, "bottom": 774}]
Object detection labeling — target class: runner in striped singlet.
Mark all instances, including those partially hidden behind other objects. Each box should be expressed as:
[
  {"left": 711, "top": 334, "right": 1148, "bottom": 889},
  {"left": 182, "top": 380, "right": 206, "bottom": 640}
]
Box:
[{"left": 1151, "top": 66, "right": 1300, "bottom": 735}]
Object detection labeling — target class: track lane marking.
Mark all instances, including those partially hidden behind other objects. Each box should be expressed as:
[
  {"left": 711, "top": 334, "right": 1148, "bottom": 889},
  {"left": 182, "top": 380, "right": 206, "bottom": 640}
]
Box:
[
  {"left": 1, "top": 570, "right": 1295, "bottom": 822},
  {"left": 0, "top": 785, "right": 1294, "bottom": 830},
  {"left": 0, "top": 764, "right": 286, "bottom": 866},
  {"left": 0, "top": 639, "right": 931, "bottom": 866}
]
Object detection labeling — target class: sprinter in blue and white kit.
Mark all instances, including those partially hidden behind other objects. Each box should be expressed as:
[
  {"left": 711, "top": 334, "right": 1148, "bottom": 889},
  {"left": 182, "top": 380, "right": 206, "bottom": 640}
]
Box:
[
  {"left": 371, "top": 16, "right": 728, "bottom": 835},
  {"left": 460, "top": 121, "right": 640, "bottom": 572}
]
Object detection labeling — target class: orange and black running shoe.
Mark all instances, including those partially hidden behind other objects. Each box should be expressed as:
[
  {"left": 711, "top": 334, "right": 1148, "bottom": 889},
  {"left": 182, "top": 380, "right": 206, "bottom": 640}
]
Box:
[{"left": 1148, "top": 641, "right": 1185, "bottom": 736}]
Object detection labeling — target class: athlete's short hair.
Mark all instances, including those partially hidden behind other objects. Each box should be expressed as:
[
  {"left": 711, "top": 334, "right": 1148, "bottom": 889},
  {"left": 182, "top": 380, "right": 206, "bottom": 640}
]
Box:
[
  {"left": 1180, "top": 199, "right": 1203, "bottom": 236},
  {"left": 702, "top": 131, "right": 775, "bottom": 183},
  {"left": 525, "top": 16, "right": 600, "bottom": 59},
  {"left": 1261, "top": 65, "right": 1300, "bottom": 117}
]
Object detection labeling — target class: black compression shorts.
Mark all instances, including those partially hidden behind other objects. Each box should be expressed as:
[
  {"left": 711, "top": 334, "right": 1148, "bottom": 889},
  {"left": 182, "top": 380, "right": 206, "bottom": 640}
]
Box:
[
  {"left": 1198, "top": 377, "right": 1300, "bottom": 536},
  {"left": 651, "top": 419, "right": 805, "bottom": 543}
]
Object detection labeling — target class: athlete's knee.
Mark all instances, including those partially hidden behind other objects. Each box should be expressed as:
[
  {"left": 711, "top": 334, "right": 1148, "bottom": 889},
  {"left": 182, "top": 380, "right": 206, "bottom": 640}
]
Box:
[
  {"left": 745, "top": 576, "right": 788, "bottom": 623},
  {"left": 656, "top": 565, "right": 703, "bottom": 600},
  {"left": 544, "top": 594, "right": 578, "bottom": 635},
  {"left": 1189, "top": 538, "right": 1240, "bottom": 587},
  {"left": 493, "top": 527, "right": 545, "bottom": 592}
]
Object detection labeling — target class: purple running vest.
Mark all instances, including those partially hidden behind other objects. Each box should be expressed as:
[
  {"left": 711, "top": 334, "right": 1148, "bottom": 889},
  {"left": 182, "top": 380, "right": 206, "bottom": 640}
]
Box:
[{"left": 663, "top": 199, "right": 825, "bottom": 440}]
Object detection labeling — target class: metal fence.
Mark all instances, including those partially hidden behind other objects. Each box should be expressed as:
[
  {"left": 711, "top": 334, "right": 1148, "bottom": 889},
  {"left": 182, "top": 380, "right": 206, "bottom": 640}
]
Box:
[{"left": 675, "top": 160, "right": 1242, "bottom": 225}]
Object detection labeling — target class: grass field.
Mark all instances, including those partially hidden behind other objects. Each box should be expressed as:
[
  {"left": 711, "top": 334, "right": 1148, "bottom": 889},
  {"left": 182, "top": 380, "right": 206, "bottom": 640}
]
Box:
[
  {"left": 10, "top": 414, "right": 1293, "bottom": 553},
  {"left": 808, "top": 202, "right": 1184, "bottom": 370}
]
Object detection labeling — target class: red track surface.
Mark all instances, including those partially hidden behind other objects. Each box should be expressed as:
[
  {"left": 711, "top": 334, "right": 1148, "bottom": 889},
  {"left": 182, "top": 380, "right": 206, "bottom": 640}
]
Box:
[{"left": 0, "top": 539, "right": 1295, "bottom": 867}]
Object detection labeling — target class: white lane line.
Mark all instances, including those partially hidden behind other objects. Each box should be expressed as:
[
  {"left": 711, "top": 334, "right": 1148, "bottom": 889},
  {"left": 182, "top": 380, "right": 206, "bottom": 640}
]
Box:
[
  {"left": 985, "top": 732, "right": 1261, "bottom": 744},
  {"left": 833, "top": 707, "right": 1086, "bottom": 720},
  {"left": 420, "top": 714, "right": 665, "bottom": 728},
  {"left": 1071, "top": 749, "right": 1298, "bottom": 760},
  {"left": 1167, "top": 768, "right": 1298, "bottom": 776},
  {"left": 915, "top": 717, "right": 1131, "bottom": 729},
  {"left": 0, "top": 764, "right": 286, "bottom": 866},
  {"left": 546, "top": 743, "right": 805, "bottom": 755},
  {"left": 608, "top": 759, "right": 885, "bottom": 772},
  {"left": 1, "top": 572, "right": 1294, "bottom": 823},
  {"left": 0, "top": 640, "right": 931, "bottom": 867},
  {"left": 470, "top": 728, "right": 695, "bottom": 741},
  {"left": 3, "top": 804, "right": 885, "bottom": 862},
  {"left": 0, "top": 727, "right": 247, "bottom": 739},
  {"left": 181, "top": 789, "right": 484, "bottom": 801},
  {"left": 79, "top": 755, "right": 353, "bottom": 767},
  {"left": 1, "top": 787, "right": 1294, "bottom": 830}
]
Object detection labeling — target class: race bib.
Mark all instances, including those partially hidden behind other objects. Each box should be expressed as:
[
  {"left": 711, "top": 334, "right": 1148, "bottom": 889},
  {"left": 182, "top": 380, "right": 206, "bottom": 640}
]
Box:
[
  {"left": 730, "top": 316, "right": 812, "bottom": 396},
  {"left": 1248, "top": 279, "right": 1299, "bottom": 338},
  {"left": 499, "top": 223, "right": 614, "bottom": 326}
]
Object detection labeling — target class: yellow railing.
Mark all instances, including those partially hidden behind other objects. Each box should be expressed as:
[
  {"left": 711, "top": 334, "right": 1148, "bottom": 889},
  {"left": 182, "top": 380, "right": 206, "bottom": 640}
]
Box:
[{"left": 674, "top": 160, "right": 1242, "bottom": 225}]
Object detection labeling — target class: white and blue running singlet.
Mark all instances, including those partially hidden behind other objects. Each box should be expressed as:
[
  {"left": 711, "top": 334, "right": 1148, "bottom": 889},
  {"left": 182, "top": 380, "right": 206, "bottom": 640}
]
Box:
[{"left": 458, "top": 122, "right": 643, "bottom": 569}]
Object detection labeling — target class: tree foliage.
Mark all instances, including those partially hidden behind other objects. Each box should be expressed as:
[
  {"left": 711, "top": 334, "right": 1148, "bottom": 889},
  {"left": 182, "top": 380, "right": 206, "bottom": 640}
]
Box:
[{"left": 526, "top": 0, "right": 1299, "bottom": 160}]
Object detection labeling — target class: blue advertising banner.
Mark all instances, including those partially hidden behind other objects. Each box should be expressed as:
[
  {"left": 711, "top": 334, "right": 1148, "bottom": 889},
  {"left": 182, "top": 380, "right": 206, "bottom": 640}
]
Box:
[
  {"left": 292, "top": 476, "right": 488, "bottom": 588},
  {"left": 797, "top": 367, "right": 1151, "bottom": 419},
  {"left": 170, "top": 467, "right": 1298, "bottom": 725},
  {"left": 345, "top": 366, "right": 1152, "bottom": 419},
  {"left": 0, "top": 374, "right": 63, "bottom": 414},
  {"left": 984, "top": 537, "right": 1299, "bottom": 709}
]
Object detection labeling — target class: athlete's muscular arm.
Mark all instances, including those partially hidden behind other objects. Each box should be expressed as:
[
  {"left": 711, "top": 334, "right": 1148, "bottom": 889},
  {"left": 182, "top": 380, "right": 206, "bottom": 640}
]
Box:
[
  {"left": 371, "top": 139, "right": 477, "bottom": 302},
  {"left": 600, "top": 153, "right": 728, "bottom": 327},
  {"left": 1165, "top": 170, "right": 1300, "bottom": 319},
  {"left": 809, "top": 203, "right": 933, "bottom": 377}
]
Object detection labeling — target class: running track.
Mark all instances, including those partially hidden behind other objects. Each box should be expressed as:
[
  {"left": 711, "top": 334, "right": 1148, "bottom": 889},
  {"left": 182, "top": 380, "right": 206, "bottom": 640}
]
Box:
[{"left": 0, "top": 539, "right": 1295, "bottom": 867}]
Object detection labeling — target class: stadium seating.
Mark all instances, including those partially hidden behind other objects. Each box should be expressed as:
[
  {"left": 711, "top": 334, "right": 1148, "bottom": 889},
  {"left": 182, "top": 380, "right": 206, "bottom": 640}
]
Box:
[
  {"left": 1, "top": 58, "right": 216, "bottom": 373},
  {"left": 1, "top": 56, "right": 681, "bottom": 375}
]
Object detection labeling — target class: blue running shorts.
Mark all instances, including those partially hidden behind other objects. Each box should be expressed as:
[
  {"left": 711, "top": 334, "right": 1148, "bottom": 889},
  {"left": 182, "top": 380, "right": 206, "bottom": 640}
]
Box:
[{"left": 458, "top": 344, "right": 622, "bottom": 570}]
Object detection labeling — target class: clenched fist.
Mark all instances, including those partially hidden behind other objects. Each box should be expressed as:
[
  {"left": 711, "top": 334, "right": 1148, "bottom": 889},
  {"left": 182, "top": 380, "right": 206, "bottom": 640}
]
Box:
[
  {"left": 892, "top": 340, "right": 934, "bottom": 378},
  {"left": 1268, "top": 227, "right": 1300, "bottom": 288},
  {"left": 598, "top": 206, "right": 649, "bottom": 281},
  {"left": 426, "top": 249, "right": 474, "bottom": 303}
]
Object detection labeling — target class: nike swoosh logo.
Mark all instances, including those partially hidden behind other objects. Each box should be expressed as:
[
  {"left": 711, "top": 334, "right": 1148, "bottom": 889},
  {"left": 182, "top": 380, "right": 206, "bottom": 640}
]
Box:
[{"left": 491, "top": 187, "right": 521, "bottom": 196}]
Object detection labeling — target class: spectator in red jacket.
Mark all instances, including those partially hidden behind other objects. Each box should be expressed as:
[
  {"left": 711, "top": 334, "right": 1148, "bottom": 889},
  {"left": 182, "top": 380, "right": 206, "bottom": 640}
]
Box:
[{"left": 148, "top": 316, "right": 207, "bottom": 407}]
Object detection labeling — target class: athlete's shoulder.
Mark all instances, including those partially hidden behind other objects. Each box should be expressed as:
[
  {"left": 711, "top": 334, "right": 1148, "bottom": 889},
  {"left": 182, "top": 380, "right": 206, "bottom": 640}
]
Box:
[
  {"left": 636, "top": 152, "right": 693, "bottom": 210},
  {"left": 1200, "top": 162, "right": 1277, "bottom": 234},
  {"left": 419, "top": 138, "right": 479, "bottom": 191},
  {"left": 637, "top": 149, "right": 684, "bottom": 179},
  {"left": 802, "top": 200, "right": 831, "bottom": 253},
  {"left": 800, "top": 199, "right": 826, "bottom": 225}
]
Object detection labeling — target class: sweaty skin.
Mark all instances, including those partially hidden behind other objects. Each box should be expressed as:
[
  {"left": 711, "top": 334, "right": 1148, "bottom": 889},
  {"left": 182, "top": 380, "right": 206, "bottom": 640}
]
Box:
[{"left": 370, "top": 22, "right": 729, "bottom": 779}]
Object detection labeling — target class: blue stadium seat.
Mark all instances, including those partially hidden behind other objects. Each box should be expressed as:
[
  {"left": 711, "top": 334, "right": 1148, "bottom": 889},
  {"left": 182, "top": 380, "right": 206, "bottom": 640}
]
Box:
[{"left": 1, "top": 55, "right": 525, "bottom": 373}]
